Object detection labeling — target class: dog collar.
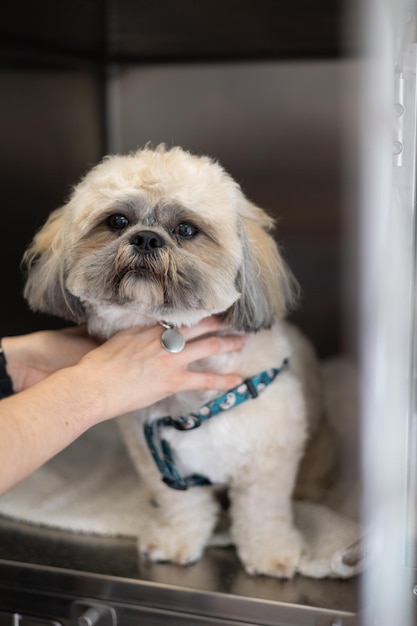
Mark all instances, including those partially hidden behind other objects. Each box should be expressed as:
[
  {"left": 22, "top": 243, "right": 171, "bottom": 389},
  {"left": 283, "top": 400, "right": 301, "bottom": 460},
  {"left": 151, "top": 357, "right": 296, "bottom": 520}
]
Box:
[{"left": 144, "top": 358, "right": 289, "bottom": 490}]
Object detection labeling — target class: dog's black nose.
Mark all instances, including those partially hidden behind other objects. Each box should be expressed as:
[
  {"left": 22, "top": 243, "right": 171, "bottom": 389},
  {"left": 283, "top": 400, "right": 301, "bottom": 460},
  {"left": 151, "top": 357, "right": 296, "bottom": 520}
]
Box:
[{"left": 130, "top": 230, "right": 166, "bottom": 253}]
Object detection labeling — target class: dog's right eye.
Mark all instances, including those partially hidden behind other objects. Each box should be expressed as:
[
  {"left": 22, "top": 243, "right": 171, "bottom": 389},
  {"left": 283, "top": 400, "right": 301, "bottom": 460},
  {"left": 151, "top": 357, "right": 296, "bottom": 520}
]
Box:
[{"left": 107, "top": 214, "right": 130, "bottom": 231}]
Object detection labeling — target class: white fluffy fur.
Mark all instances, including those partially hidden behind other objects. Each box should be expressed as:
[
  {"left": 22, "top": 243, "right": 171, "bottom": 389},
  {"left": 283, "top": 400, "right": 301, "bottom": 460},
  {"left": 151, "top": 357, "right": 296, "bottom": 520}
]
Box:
[{"left": 23, "top": 145, "right": 330, "bottom": 578}]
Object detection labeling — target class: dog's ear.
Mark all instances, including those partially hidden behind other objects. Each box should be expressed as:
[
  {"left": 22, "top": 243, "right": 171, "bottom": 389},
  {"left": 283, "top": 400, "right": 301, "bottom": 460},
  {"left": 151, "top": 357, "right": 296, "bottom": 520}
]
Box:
[
  {"left": 224, "top": 202, "right": 299, "bottom": 331},
  {"left": 23, "top": 207, "right": 86, "bottom": 323}
]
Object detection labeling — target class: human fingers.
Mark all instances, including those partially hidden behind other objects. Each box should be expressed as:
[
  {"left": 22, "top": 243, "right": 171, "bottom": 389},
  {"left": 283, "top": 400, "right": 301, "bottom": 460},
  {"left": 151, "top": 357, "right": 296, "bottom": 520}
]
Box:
[
  {"left": 178, "top": 333, "right": 246, "bottom": 365},
  {"left": 110, "top": 321, "right": 228, "bottom": 355},
  {"left": 179, "top": 317, "right": 227, "bottom": 342},
  {"left": 102, "top": 319, "right": 227, "bottom": 349},
  {"left": 94, "top": 325, "right": 160, "bottom": 355}
]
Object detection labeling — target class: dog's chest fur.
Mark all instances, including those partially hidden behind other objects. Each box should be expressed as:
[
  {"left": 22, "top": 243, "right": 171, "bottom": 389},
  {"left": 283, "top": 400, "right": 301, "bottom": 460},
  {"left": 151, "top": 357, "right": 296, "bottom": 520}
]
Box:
[{"left": 120, "top": 318, "right": 313, "bottom": 485}]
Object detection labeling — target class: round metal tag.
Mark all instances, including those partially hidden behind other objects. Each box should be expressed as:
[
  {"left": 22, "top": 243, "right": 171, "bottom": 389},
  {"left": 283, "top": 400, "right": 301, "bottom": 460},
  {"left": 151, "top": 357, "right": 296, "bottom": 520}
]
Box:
[{"left": 161, "top": 327, "right": 186, "bottom": 354}]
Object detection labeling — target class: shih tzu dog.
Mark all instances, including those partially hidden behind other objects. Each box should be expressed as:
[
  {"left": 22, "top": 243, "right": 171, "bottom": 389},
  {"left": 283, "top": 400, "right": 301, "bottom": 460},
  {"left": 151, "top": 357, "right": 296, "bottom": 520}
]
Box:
[{"left": 23, "top": 145, "right": 332, "bottom": 578}]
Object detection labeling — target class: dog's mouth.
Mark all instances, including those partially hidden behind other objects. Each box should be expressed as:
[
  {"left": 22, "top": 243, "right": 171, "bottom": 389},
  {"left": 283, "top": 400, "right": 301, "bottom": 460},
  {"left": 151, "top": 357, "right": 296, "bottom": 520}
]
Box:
[
  {"left": 115, "top": 246, "right": 168, "bottom": 281},
  {"left": 134, "top": 264, "right": 154, "bottom": 276},
  {"left": 107, "top": 244, "right": 220, "bottom": 313},
  {"left": 119, "top": 262, "right": 162, "bottom": 282}
]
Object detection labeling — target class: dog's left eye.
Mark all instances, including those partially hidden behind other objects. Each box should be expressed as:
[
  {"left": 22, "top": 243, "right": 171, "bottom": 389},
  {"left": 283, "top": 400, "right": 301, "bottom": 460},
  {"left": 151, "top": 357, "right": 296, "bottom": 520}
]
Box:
[
  {"left": 107, "top": 214, "right": 130, "bottom": 231},
  {"left": 172, "top": 222, "right": 198, "bottom": 239}
]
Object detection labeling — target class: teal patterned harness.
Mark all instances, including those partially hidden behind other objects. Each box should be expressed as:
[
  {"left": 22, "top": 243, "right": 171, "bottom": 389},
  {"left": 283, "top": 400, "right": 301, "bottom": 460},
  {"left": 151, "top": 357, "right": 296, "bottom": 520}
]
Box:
[{"left": 144, "top": 358, "right": 289, "bottom": 490}]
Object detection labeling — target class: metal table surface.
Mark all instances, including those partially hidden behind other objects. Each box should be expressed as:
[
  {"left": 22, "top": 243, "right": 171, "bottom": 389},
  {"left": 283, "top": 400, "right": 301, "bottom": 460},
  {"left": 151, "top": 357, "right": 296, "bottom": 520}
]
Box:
[{"left": 0, "top": 516, "right": 359, "bottom": 625}]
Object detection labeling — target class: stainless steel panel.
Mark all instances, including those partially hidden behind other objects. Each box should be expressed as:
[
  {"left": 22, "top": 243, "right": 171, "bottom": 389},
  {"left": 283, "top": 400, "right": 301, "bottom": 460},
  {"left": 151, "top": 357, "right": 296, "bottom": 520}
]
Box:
[
  {"left": 0, "top": 517, "right": 358, "bottom": 615},
  {"left": 0, "top": 560, "right": 357, "bottom": 626}
]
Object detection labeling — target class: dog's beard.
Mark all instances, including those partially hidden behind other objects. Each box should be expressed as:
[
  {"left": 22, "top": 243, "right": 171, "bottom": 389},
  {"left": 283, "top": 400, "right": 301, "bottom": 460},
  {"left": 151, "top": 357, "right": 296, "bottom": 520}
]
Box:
[
  {"left": 114, "top": 246, "right": 206, "bottom": 311},
  {"left": 67, "top": 242, "right": 240, "bottom": 317}
]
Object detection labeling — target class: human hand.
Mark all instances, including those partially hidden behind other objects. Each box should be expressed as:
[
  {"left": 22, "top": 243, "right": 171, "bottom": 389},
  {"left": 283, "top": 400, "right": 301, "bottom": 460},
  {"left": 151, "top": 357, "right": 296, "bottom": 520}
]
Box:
[
  {"left": 0, "top": 319, "right": 245, "bottom": 495},
  {"left": 75, "top": 317, "right": 245, "bottom": 422},
  {"left": 2, "top": 327, "right": 100, "bottom": 393}
]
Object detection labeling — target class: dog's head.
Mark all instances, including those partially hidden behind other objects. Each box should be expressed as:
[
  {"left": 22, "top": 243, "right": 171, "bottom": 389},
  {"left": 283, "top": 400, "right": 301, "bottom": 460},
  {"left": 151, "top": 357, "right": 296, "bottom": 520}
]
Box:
[{"left": 23, "top": 145, "right": 298, "bottom": 331}]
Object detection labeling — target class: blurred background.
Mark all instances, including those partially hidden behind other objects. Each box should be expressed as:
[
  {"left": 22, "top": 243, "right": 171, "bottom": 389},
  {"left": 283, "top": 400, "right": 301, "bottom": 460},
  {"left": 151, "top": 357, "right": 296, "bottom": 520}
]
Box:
[{"left": 0, "top": 0, "right": 357, "bottom": 359}]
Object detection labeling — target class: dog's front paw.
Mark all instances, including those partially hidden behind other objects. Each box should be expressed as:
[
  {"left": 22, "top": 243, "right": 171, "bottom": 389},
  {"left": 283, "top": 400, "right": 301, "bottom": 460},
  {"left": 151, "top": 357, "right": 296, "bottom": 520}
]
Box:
[
  {"left": 237, "top": 527, "right": 303, "bottom": 579},
  {"left": 139, "top": 518, "right": 209, "bottom": 565}
]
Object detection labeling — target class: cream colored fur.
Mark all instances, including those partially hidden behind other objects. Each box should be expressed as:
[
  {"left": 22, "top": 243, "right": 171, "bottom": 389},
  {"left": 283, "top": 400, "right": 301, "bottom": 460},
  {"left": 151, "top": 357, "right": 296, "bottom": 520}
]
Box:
[{"left": 24, "top": 145, "right": 331, "bottom": 578}]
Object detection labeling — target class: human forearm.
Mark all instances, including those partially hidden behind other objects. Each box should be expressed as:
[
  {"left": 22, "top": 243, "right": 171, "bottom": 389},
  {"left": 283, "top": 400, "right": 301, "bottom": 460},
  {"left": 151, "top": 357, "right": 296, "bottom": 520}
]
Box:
[{"left": 0, "top": 366, "right": 99, "bottom": 494}]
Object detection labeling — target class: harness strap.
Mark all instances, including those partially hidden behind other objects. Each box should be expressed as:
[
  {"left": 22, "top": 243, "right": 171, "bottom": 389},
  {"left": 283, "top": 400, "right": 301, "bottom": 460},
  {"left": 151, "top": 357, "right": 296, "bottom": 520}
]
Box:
[{"left": 144, "top": 358, "right": 289, "bottom": 490}]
